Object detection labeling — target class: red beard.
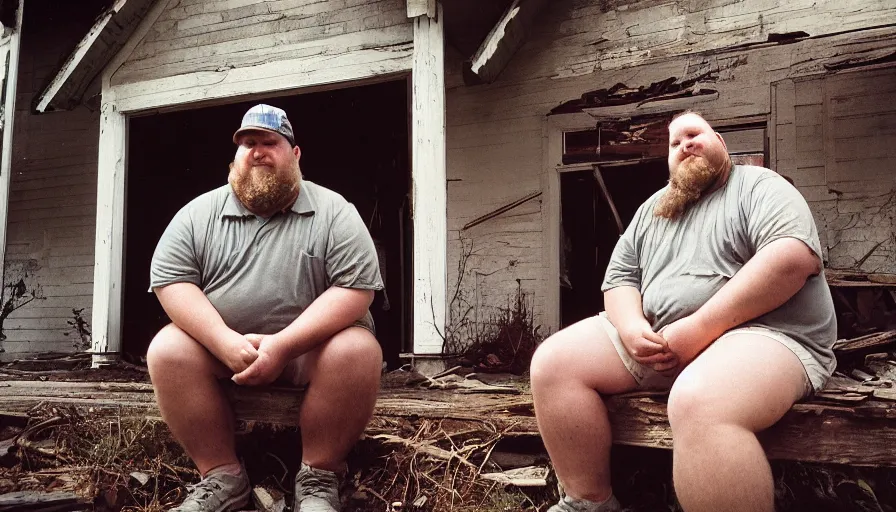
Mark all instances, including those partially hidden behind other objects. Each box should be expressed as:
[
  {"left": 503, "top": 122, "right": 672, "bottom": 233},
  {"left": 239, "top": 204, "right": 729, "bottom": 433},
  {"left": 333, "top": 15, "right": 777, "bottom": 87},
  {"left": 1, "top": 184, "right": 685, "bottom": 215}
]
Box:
[
  {"left": 654, "top": 155, "right": 726, "bottom": 219},
  {"left": 228, "top": 161, "right": 300, "bottom": 217}
]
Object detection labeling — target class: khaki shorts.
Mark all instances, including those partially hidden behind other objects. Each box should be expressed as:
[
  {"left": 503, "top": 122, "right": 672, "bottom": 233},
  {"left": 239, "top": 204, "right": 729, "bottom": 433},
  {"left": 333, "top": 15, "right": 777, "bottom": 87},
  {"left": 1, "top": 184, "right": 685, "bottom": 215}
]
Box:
[
  {"left": 277, "top": 353, "right": 311, "bottom": 387},
  {"left": 272, "top": 324, "right": 378, "bottom": 387},
  {"left": 596, "top": 312, "right": 826, "bottom": 396}
]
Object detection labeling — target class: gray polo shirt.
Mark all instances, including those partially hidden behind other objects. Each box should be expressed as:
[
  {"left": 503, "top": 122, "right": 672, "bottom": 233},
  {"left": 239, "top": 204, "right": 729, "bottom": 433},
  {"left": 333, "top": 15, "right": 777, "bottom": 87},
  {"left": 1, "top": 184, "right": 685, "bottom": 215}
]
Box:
[
  {"left": 602, "top": 165, "right": 837, "bottom": 374},
  {"left": 150, "top": 180, "right": 383, "bottom": 335}
]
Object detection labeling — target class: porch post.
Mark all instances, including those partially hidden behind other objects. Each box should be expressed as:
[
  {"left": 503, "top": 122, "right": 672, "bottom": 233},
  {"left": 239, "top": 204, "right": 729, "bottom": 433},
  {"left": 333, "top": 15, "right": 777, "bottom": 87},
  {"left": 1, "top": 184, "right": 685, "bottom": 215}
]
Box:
[
  {"left": 91, "top": 99, "right": 127, "bottom": 366},
  {"left": 0, "top": 1, "right": 24, "bottom": 297},
  {"left": 411, "top": 4, "right": 447, "bottom": 354}
]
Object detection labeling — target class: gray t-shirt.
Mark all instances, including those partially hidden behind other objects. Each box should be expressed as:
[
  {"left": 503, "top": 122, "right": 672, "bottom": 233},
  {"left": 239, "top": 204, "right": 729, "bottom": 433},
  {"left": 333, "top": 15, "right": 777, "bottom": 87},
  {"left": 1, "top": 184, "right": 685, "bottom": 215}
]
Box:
[
  {"left": 150, "top": 180, "right": 383, "bottom": 335},
  {"left": 602, "top": 165, "right": 837, "bottom": 372}
]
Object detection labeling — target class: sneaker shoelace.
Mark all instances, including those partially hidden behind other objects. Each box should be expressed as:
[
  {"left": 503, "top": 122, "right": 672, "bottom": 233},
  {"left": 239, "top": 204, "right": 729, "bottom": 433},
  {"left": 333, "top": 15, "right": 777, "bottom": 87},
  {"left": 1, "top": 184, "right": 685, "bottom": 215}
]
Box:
[
  {"left": 297, "top": 471, "right": 339, "bottom": 500},
  {"left": 183, "top": 479, "right": 226, "bottom": 504}
]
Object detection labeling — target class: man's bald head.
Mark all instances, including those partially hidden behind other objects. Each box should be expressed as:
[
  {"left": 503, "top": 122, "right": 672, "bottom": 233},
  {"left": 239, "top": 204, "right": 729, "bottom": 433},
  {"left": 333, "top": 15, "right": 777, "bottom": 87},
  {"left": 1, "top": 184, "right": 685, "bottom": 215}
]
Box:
[{"left": 655, "top": 111, "right": 732, "bottom": 219}]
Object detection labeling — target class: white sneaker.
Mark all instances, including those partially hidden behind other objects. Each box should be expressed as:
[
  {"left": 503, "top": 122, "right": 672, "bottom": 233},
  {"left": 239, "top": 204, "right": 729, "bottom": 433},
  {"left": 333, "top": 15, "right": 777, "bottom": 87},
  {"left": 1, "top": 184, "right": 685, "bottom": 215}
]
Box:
[{"left": 293, "top": 463, "right": 342, "bottom": 512}]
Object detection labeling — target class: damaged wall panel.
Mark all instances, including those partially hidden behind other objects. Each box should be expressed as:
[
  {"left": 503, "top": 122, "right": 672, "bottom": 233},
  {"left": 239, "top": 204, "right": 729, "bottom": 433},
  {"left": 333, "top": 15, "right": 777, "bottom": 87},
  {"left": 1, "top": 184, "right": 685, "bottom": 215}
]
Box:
[
  {"left": 775, "top": 68, "right": 896, "bottom": 273},
  {"left": 447, "top": 0, "right": 896, "bottom": 335},
  {"left": 2, "top": 2, "right": 101, "bottom": 358},
  {"left": 108, "top": 0, "right": 414, "bottom": 112},
  {"left": 548, "top": 0, "right": 896, "bottom": 79}
]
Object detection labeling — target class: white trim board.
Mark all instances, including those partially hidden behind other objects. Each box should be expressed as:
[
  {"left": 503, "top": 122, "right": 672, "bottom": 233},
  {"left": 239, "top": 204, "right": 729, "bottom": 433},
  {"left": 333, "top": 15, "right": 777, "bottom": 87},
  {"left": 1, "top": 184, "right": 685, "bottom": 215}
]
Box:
[
  {"left": 541, "top": 112, "right": 594, "bottom": 334},
  {"left": 35, "top": 6, "right": 116, "bottom": 113},
  {"left": 0, "top": 2, "right": 24, "bottom": 304},
  {"left": 410, "top": 5, "right": 447, "bottom": 354}
]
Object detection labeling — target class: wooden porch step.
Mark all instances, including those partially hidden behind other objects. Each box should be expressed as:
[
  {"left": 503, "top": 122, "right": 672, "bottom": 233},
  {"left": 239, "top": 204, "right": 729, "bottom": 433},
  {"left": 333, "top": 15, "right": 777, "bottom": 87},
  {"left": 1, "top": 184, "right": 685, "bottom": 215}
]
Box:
[{"left": 0, "top": 377, "right": 894, "bottom": 467}]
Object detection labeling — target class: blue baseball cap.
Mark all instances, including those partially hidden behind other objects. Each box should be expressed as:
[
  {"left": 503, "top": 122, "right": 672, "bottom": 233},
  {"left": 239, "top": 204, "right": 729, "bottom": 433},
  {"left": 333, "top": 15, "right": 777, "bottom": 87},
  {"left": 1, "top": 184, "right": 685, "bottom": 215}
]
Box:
[{"left": 233, "top": 104, "right": 295, "bottom": 146}]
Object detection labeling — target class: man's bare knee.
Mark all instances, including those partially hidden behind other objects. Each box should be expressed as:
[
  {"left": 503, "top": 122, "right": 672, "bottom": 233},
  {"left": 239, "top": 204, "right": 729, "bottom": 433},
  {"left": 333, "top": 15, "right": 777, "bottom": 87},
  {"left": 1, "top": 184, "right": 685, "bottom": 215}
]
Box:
[
  {"left": 147, "top": 324, "right": 219, "bottom": 377},
  {"left": 667, "top": 376, "right": 714, "bottom": 432},
  {"left": 315, "top": 327, "right": 382, "bottom": 375},
  {"left": 530, "top": 335, "right": 569, "bottom": 388}
]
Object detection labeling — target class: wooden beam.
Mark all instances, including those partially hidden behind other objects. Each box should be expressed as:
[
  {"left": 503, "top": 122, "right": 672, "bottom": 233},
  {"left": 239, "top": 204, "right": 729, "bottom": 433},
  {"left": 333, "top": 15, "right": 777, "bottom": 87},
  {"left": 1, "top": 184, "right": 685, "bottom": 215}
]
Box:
[
  {"left": 407, "top": 0, "right": 436, "bottom": 19},
  {"left": 90, "top": 101, "right": 127, "bottom": 363},
  {"left": 0, "top": 380, "right": 304, "bottom": 425},
  {"left": 0, "top": 0, "right": 22, "bottom": 304},
  {"left": 1, "top": 380, "right": 895, "bottom": 466},
  {"left": 411, "top": 4, "right": 447, "bottom": 354},
  {"left": 468, "top": 0, "right": 549, "bottom": 84},
  {"left": 34, "top": 0, "right": 157, "bottom": 113}
]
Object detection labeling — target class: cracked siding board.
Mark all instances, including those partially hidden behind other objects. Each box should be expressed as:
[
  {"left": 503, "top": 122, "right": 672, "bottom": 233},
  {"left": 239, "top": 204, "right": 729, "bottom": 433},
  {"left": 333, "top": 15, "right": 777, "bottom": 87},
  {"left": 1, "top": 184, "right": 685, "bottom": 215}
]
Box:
[
  {"left": 107, "top": 0, "right": 414, "bottom": 112},
  {"left": 545, "top": 0, "right": 896, "bottom": 79}
]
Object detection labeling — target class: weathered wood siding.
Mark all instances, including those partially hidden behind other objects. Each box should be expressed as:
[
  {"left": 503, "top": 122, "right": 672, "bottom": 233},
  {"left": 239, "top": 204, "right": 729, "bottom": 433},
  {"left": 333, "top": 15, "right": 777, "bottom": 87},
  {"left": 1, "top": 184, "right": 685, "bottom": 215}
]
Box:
[
  {"left": 774, "top": 69, "right": 896, "bottom": 272},
  {"left": 446, "top": 0, "right": 896, "bottom": 335},
  {"left": 3, "top": 12, "right": 100, "bottom": 357},
  {"left": 109, "top": 0, "right": 413, "bottom": 111}
]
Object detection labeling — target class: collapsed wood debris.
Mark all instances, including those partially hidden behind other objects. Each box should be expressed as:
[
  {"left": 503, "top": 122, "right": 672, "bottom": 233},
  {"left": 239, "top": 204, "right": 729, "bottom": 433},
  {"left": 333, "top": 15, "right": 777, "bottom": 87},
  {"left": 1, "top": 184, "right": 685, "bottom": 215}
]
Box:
[{"left": 0, "top": 307, "right": 896, "bottom": 510}]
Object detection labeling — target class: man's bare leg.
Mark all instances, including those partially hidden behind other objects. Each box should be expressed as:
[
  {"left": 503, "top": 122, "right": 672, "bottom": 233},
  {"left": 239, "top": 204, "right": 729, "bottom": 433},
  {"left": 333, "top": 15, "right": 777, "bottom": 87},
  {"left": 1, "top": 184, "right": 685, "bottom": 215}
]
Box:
[
  {"left": 147, "top": 324, "right": 236, "bottom": 475},
  {"left": 667, "top": 335, "right": 808, "bottom": 512},
  {"left": 298, "top": 327, "right": 382, "bottom": 472},
  {"left": 530, "top": 317, "right": 639, "bottom": 501}
]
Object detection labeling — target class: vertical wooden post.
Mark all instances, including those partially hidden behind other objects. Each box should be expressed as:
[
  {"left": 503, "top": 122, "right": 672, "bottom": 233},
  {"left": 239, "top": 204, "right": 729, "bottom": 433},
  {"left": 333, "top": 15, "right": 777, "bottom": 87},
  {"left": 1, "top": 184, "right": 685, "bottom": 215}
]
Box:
[
  {"left": 411, "top": 4, "right": 446, "bottom": 354},
  {"left": 91, "top": 99, "right": 127, "bottom": 366},
  {"left": 0, "top": 1, "right": 24, "bottom": 301}
]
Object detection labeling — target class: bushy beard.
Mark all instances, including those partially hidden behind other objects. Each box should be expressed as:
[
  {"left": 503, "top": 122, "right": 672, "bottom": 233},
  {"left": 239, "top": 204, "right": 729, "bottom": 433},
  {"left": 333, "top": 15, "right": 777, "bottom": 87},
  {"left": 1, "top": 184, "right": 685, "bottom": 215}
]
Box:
[
  {"left": 654, "top": 155, "right": 727, "bottom": 219},
  {"left": 228, "top": 159, "right": 301, "bottom": 217}
]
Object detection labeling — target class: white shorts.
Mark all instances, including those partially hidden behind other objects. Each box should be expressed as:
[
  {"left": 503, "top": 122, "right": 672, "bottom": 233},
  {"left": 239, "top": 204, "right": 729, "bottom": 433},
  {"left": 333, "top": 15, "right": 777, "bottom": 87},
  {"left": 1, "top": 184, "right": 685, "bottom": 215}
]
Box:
[{"left": 596, "top": 312, "right": 825, "bottom": 396}]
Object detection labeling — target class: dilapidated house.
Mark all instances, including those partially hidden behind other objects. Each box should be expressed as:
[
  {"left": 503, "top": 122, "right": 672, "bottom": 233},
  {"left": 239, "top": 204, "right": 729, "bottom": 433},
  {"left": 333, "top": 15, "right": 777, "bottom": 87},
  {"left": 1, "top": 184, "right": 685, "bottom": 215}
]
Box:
[
  {"left": 0, "top": 0, "right": 894, "bottom": 370},
  {"left": 0, "top": 4, "right": 895, "bottom": 508}
]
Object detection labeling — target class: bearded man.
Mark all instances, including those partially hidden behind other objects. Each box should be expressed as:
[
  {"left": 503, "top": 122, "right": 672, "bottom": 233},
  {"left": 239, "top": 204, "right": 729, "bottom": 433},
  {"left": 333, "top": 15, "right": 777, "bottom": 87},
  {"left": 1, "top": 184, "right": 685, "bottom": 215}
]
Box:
[
  {"left": 531, "top": 111, "right": 836, "bottom": 512},
  {"left": 147, "top": 104, "right": 383, "bottom": 512}
]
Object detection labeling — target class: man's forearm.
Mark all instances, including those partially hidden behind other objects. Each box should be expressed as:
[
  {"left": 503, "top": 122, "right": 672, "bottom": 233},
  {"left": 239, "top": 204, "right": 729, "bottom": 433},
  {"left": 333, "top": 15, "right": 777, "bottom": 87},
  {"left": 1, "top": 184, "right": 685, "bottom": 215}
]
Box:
[
  {"left": 273, "top": 286, "right": 374, "bottom": 359},
  {"left": 154, "top": 282, "right": 238, "bottom": 353},
  {"left": 604, "top": 285, "right": 651, "bottom": 335},
  {"left": 691, "top": 237, "right": 820, "bottom": 345}
]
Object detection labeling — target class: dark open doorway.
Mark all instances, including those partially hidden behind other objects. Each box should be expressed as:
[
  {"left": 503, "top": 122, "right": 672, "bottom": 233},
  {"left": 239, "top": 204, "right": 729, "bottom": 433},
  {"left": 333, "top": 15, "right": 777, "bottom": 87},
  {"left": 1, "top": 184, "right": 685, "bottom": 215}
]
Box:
[
  {"left": 123, "top": 79, "right": 411, "bottom": 368},
  {"left": 560, "top": 160, "right": 669, "bottom": 327}
]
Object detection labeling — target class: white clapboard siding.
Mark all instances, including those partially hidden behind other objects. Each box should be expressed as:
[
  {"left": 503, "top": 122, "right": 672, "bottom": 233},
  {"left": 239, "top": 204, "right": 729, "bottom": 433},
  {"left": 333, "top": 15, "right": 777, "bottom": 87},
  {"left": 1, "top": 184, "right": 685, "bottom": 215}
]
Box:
[
  {"left": 106, "top": 0, "right": 414, "bottom": 113},
  {"left": 446, "top": 0, "right": 896, "bottom": 334},
  {"left": 2, "top": 14, "right": 100, "bottom": 359}
]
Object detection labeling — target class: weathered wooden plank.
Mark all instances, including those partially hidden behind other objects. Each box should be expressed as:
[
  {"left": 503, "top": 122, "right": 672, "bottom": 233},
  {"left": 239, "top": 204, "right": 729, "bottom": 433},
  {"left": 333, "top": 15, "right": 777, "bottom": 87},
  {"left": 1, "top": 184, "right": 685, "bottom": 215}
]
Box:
[
  {"left": 469, "top": 0, "right": 550, "bottom": 84},
  {"left": 406, "top": 0, "right": 436, "bottom": 19},
  {"left": 548, "top": 0, "right": 896, "bottom": 77},
  {"left": 112, "top": 44, "right": 413, "bottom": 112},
  {"left": 7, "top": 307, "right": 92, "bottom": 321},
  {"left": 114, "top": 22, "right": 413, "bottom": 86},
  {"left": 0, "top": 2, "right": 23, "bottom": 328},
  {"left": 91, "top": 103, "right": 127, "bottom": 358},
  {"left": 1, "top": 380, "right": 894, "bottom": 466},
  {"left": 833, "top": 135, "right": 896, "bottom": 162},
  {"left": 828, "top": 157, "right": 895, "bottom": 183},
  {"left": 114, "top": 0, "right": 409, "bottom": 85},
  {"left": 411, "top": 4, "right": 447, "bottom": 354},
  {"left": 0, "top": 490, "right": 90, "bottom": 512},
  {"left": 609, "top": 396, "right": 896, "bottom": 466},
  {"left": 130, "top": 4, "right": 408, "bottom": 67},
  {"left": 10, "top": 174, "right": 98, "bottom": 193},
  {"left": 35, "top": 0, "right": 157, "bottom": 112},
  {"left": 0, "top": 380, "right": 304, "bottom": 425},
  {"left": 720, "top": 127, "right": 765, "bottom": 154}
]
